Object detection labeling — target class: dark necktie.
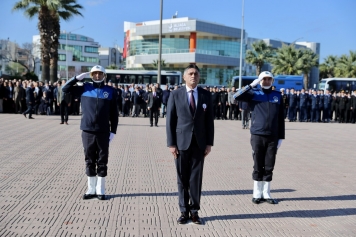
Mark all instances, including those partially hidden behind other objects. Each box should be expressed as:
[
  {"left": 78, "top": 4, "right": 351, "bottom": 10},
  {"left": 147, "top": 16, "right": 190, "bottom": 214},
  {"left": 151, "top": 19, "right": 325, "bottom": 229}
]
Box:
[{"left": 189, "top": 90, "right": 196, "bottom": 115}]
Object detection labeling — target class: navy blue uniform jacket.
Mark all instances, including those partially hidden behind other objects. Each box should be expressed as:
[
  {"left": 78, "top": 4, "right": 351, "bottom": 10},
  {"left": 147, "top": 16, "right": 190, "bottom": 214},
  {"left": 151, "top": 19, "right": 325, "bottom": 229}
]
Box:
[
  {"left": 62, "top": 78, "right": 118, "bottom": 134},
  {"left": 236, "top": 87, "right": 285, "bottom": 139},
  {"left": 166, "top": 87, "right": 214, "bottom": 151}
]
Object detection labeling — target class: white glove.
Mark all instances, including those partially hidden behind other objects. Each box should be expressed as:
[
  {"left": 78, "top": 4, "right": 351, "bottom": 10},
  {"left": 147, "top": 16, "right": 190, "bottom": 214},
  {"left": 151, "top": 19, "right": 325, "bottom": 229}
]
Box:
[
  {"left": 277, "top": 139, "right": 283, "bottom": 149},
  {"left": 250, "top": 77, "right": 263, "bottom": 88},
  {"left": 109, "top": 132, "right": 115, "bottom": 143},
  {"left": 76, "top": 72, "right": 90, "bottom": 81}
]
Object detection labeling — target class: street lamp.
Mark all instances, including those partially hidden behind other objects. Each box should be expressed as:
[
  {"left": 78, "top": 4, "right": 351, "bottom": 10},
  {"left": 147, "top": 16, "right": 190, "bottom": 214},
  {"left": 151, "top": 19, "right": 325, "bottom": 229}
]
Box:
[
  {"left": 63, "top": 26, "right": 84, "bottom": 80},
  {"left": 157, "top": 0, "right": 163, "bottom": 84},
  {"left": 238, "top": 0, "right": 245, "bottom": 89}
]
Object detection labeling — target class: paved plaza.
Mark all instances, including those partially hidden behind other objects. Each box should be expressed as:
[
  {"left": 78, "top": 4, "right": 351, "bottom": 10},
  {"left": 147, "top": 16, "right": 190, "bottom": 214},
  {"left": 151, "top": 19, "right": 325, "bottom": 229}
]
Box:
[{"left": 0, "top": 114, "right": 355, "bottom": 237}]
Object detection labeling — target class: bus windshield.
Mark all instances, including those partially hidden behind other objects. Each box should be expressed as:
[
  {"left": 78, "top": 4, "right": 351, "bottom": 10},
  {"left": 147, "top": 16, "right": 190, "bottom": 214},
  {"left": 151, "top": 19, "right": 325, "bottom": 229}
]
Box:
[{"left": 319, "top": 80, "right": 326, "bottom": 90}]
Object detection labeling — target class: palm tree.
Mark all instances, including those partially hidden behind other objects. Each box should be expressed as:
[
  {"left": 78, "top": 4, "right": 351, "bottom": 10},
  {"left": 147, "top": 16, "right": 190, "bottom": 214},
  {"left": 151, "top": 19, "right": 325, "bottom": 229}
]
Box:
[
  {"left": 319, "top": 55, "right": 338, "bottom": 79},
  {"left": 272, "top": 44, "right": 318, "bottom": 89},
  {"left": 152, "top": 59, "right": 166, "bottom": 69},
  {"left": 335, "top": 51, "right": 356, "bottom": 78},
  {"left": 296, "top": 48, "right": 319, "bottom": 89},
  {"left": 13, "top": 0, "right": 83, "bottom": 83},
  {"left": 271, "top": 44, "right": 301, "bottom": 75},
  {"left": 245, "top": 40, "right": 274, "bottom": 76}
]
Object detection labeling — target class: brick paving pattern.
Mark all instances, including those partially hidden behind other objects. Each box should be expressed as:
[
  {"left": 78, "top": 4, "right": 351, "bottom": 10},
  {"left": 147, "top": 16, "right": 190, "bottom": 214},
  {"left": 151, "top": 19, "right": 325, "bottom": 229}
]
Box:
[{"left": 0, "top": 114, "right": 355, "bottom": 237}]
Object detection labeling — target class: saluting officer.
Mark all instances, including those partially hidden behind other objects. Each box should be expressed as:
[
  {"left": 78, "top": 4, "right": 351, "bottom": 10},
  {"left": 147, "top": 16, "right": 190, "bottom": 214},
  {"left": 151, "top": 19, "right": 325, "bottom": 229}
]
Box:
[{"left": 234, "top": 71, "right": 285, "bottom": 205}]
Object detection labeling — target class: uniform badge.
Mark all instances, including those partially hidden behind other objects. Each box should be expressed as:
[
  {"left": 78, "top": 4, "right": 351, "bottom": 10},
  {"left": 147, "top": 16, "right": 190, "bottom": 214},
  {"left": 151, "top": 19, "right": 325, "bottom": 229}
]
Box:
[
  {"left": 103, "top": 91, "right": 109, "bottom": 98},
  {"left": 273, "top": 96, "right": 278, "bottom": 103}
]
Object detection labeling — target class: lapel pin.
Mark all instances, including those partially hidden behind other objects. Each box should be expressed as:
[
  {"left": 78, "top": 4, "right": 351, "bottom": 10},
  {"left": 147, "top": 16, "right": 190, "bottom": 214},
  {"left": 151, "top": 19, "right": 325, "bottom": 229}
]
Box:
[{"left": 202, "top": 103, "right": 207, "bottom": 111}]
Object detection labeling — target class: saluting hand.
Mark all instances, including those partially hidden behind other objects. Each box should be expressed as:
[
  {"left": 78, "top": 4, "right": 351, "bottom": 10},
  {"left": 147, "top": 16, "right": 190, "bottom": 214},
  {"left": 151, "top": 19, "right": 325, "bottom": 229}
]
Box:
[{"left": 169, "top": 146, "right": 179, "bottom": 159}]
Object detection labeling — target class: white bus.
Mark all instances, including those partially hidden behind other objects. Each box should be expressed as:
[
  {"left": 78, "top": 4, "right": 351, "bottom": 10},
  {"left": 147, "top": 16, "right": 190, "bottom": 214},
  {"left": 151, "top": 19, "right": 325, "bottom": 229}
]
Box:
[
  {"left": 319, "top": 78, "right": 356, "bottom": 93},
  {"left": 105, "top": 69, "right": 182, "bottom": 87}
]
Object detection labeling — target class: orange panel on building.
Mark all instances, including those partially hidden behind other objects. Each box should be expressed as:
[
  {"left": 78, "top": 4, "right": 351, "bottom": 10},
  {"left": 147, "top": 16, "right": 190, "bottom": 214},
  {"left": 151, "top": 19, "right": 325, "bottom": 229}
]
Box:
[{"left": 189, "top": 32, "right": 196, "bottom": 52}]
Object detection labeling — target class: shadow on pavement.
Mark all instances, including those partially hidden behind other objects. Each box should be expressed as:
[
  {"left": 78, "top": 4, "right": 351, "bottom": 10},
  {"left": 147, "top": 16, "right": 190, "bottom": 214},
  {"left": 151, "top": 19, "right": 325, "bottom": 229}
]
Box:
[
  {"left": 107, "top": 189, "right": 295, "bottom": 200},
  {"left": 204, "top": 208, "right": 356, "bottom": 221}
]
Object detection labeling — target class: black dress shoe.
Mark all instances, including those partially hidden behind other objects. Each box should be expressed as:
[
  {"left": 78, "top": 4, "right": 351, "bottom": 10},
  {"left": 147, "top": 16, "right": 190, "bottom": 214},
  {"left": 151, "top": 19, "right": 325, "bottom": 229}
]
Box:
[
  {"left": 97, "top": 195, "right": 106, "bottom": 200},
  {"left": 155, "top": 124, "right": 158, "bottom": 127},
  {"left": 83, "top": 194, "right": 97, "bottom": 200},
  {"left": 150, "top": 124, "right": 153, "bottom": 127},
  {"left": 29, "top": 117, "right": 35, "bottom": 119},
  {"left": 22, "top": 113, "right": 27, "bottom": 118},
  {"left": 252, "top": 198, "right": 262, "bottom": 204},
  {"left": 264, "top": 198, "right": 278, "bottom": 204},
  {"left": 190, "top": 212, "right": 202, "bottom": 225},
  {"left": 177, "top": 212, "right": 189, "bottom": 225}
]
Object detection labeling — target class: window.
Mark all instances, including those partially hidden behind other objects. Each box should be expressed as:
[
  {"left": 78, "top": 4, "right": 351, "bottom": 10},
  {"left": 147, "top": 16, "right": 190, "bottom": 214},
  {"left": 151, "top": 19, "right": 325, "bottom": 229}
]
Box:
[
  {"left": 59, "top": 54, "right": 66, "bottom": 61},
  {"left": 278, "top": 80, "right": 285, "bottom": 85},
  {"left": 85, "top": 46, "right": 98, "bottom": 53}
]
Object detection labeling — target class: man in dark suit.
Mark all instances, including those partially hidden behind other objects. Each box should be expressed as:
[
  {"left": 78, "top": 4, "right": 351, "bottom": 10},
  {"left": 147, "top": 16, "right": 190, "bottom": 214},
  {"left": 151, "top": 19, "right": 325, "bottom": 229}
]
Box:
[
  {"left": 22, "top": 82, "right": 35, "bottom": 119},
  {"left": 57, "top": 79, "right": 72, "bottom": 124},
  {"left": 147, "top": 86, "right": 161, "bottom": 127},
  {"left": 166, "top": 64, "right": 214, "bottom": 225}
]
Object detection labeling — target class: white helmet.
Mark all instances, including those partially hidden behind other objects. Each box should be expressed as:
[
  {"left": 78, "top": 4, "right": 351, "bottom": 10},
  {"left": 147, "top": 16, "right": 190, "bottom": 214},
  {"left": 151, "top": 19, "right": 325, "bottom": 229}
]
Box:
[
  {"left": 90, "top": 65, "right": 106, "bottom": 83},
  {"left": 258, "top": 71, "right": 274, "bottom": 89}
]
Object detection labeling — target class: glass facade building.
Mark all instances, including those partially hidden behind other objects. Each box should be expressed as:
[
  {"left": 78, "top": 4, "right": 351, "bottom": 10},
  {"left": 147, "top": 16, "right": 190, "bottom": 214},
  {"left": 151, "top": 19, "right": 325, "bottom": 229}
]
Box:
[{"left": 123, "top": 17, "right": 245, "bottom": 86}]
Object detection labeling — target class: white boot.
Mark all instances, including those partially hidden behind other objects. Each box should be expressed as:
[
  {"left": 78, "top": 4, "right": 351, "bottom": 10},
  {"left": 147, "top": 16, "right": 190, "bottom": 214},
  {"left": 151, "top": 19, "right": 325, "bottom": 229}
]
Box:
[
  {"left": 252, "top": 181, "right": 263, "bottom": 204},
  {"left": 96, "top": 176, "right": 106, "bottom": 200},
  {"left": 83, "top": 176, "right": 97, "bottom": 200},
  {"left": 262, "top": 181, "right": 278, "bottom": 204},
  {"left": 86, "top": 176, "right": 97, "bottom": 194}
]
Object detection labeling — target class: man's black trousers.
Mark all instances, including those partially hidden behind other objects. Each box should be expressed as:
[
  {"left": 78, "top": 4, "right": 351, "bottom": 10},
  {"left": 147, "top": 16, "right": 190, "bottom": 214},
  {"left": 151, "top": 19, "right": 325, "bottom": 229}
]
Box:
[
  {"left": 82, "top": 131, "right": 110, "bottom": 177},
  {"left": 149, "top": 109, "right": 159, "bottom": 125},
  {"left": 250, "top": 134, "right": 278, "bottom": 182},
  {"left": 60, "top": 101, "right": 69, "bottom": 122},
  {"left": 175, "top": 135, "right": 205, "bottom": 214}
]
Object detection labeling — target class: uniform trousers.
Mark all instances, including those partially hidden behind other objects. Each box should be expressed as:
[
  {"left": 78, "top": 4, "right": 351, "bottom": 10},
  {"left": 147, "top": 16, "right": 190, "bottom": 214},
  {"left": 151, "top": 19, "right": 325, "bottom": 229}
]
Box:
[
  {"left": 82, "top": 131, "right": 110, "bottom": 177},
  {"left": 322, "top": 107, "right": 330, "bottom": 122},
  {"left": 251, "top": 134, "right": 278, "bottom": 182},
  {"left": 299, "top": 106, "right": 307, "bottom": 121},
  {"left": 175, "top": 135, "right": 205, "bottom": 214}
]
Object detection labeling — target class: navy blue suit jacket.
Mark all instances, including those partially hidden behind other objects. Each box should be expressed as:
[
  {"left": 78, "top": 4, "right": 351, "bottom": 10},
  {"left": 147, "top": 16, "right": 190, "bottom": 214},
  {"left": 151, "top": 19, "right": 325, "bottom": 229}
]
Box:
[{"left": 166, "top": 87, "right": 214, "bottom": 151}]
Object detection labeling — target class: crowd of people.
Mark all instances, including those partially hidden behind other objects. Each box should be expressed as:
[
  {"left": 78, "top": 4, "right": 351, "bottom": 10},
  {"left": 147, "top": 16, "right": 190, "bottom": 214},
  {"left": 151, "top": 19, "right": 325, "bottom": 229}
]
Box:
[{"left": 1, "top": 77, "right": 355, "bottom": 125}]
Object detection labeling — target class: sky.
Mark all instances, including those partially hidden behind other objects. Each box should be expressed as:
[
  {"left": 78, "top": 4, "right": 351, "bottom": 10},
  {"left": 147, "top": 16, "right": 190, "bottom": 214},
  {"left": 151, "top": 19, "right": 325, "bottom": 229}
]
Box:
[{"left": 1, "top": 0, "right": 355, "bottom": 62}]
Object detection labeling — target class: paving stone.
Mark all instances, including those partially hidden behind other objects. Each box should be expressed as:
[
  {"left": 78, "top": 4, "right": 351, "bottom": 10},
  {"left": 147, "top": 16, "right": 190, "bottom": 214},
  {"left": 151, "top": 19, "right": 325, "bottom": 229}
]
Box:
[{"left": 0, "top": 114, "right": 356, "bottom": 236}]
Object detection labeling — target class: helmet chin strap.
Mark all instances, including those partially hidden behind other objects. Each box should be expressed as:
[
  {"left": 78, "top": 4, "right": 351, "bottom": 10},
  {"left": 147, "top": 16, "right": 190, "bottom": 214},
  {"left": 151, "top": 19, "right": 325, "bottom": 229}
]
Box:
[
  {"left": 261, "top": 85, "right": 272, "bottom": 89},
  {"left": 260, "top": 80, "right": 273, "bottom": 89},
  {"left": 92, "top": 78, "right": 104, "bottom": 83}
]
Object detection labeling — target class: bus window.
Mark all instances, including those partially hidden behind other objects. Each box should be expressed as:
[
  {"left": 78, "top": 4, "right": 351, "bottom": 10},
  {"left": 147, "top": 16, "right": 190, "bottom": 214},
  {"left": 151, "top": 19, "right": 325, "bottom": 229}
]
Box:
[
  {"left": 143, "top": 76, "right": 151, "bottom": 84},
  {"left": 137, "top": 75, "right": 143, "bottom": 84},
  {"left": 152, "top": 76, "right": 157, "bottom": 84},
  {"left": 129, "top": 75, "right": 136, "bottom": 84},
  {"left": 277, "top": 80, "right": 285, "bottom": 85}
]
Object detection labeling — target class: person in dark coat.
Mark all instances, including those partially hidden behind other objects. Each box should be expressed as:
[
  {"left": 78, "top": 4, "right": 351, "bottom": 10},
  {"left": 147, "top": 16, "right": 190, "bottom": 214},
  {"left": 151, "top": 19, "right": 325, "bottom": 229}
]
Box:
[
  {"left": 234, "top": 71, "right": 285, "bottom": 205},
  {"left": 122, "top": 85, "right": 131, "bottom": 117},
  {"left": 161, "top": 84, "right": 171, "bottom": 118},
  {"left": 147, "top": 86, "right": 162, "bottom": 127},
  {"left": 22, "top": 82, "right": 35, "bottom": 119},
  {"left": 166, "top": 64, "right": 214, "bottom": 225}
]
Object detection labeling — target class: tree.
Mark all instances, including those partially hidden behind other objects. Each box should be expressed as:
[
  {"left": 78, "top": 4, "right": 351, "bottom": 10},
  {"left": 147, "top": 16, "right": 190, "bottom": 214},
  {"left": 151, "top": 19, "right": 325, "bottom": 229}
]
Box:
[
  {"left": 152, "top": 59, "right": 166, "bottom": 69},
  {"left": 12, "top": 0, "right": 83, "bottom": 83},
  {"left": 245, "top": 40, "right": 274, "bottom": 76},
  {"left": 271, "top": 44, "right": 318, "bottom": 89},
  {"left": 319, "top": 55, "right": 338, "bottom": 79},
  {"left": 271, "top": 44, "right": 301, "bottom": 75},
  {"left": 106, "top": 64, "right": 119, "bottom": 69},
  {"left": 335, "top": 51, "right": 356, "bottom": 78},
  {"left": 297, "top": 48, "right": 319, "bottom": 89}
]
